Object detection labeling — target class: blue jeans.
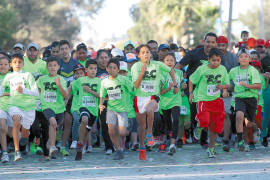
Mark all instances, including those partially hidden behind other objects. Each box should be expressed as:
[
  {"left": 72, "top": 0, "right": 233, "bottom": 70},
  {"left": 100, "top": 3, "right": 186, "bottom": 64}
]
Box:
[{"left": 72, "top": 111, "right": 80, "bottom": 141}]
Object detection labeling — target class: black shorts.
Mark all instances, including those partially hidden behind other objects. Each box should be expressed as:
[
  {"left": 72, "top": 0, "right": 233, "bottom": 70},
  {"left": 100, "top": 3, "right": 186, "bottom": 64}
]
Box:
[
  {"left": 235, "top": 97, "right": 257, "bottom": 122},
  {"left": 43, "top": 108, "right": 64, "bottom": 124},
  {"left": 79, "top": 107, "right": 96, "bottom": 128}
]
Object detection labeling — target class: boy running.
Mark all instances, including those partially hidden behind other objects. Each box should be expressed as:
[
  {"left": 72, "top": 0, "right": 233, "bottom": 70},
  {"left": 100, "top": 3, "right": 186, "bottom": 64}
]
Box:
[
  {"left": 189, "top": 48, "right": 230, "bottom": 158},
  {"left": 2, "top": 53, "right": 39, "bottom": 161},
  {"left": 37, "top": 56, "right": 68, "bottom": 159}
]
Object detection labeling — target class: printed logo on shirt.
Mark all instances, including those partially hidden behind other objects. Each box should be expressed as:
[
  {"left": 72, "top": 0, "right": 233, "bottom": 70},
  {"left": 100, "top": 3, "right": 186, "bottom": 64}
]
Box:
[
  {"left": 82, "top": 83, "right": 98, "bottom": 92},
  {"left": 143, "top": 70, "right": 156, "bottom": 79},
  {"left": 206, "top": 74, "right": 222, "bottom": 84},
  {"left": 44, "top": 82, "right": 57, "bottom": 91}
]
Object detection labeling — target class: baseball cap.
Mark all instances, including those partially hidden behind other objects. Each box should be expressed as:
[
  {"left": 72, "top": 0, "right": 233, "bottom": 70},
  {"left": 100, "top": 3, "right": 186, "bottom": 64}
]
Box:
[
  {"left": 27, "top": 42, "right": 39, "bottom": 51},
  {"left": 119, "top": 61, "right": 128, "bottom": 71},
  {"left": 13, "top": 43, "right": 24, "bottom": 51},
  {"left": 256, "top": 39, "right": 265, "bottom": 47},
  {"left": 246, "top": 38, "right": 256, "bottom": 48},
  {"left": 124, "top": 40, "right": 135, "bottom": 49},
  {"left": 111, "top": 48, "right": 124, "bottom": 57},
  {"left": 125, "top": 53, "right": 137, "bottom": 63},
  {"left": 73, "top": 63, "right": 85, "bottom": 72},
  {"left": 250, "top": 60, "right": 262, "bottom": 69},
  {"left": 265, "top": 39, "right": 270, "bottom": 48},
  {"left": 217, "top": 36, "right": 228, "bottom": 44},
  {"left": 158, "top": 44, "right": 170, "bottom": 52}
]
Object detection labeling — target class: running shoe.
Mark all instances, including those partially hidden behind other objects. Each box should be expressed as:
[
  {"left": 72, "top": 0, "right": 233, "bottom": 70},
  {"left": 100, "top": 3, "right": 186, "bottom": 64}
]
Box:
[
  {"left": 159, "top": 144, "right": 166, "bottom": 153},
  {"left": 75, "top": 142, "right": 83, "bottom": 161},
  {"left": 223, "top": 142, "right": 230, "bottom": 152},
  {"left": 207, "top": 147, "right": 216, "bottom": 158},
  {"left": 1, "top": 152, "right": 9, "bottom": 163},
  {"left": 105, "top": 149, "right": 113, "bottom": 155},
  {"left": 14, "top": 151, "right": 22, "bottom": 162},
  {"left": 130, "top": 143, "right": 139, "bottom": 151},
  {"left": 248, "top": 142, "right": 256, "bottom": 150},
  {"left": 49, "top": 146, "right": 58, "bottom": 159},
  {"left": 87, "top": 145, "right": 93, "bottom": 153},
  {"left": 60, "top": 147, "right": 69, "bottom": 156},
  {"left": 261, "top": 137, "right": 268, "bottom": 147},
  {"left": 168, "top": 144, "right": 176, "bottom": 156},
  {"left": 70, "top": 141, "right": 77, "bottom": 149},
  {"left": 36, "top": 146, "right": 43, "bottom": 155},
  {"left": 113, "top": 150, "right": 124, "bottom": 160},
  {"left": 139, "top": 148, "right": 146, "bottom": 161},
  {"left": 30, "top": 142, "right": 37, "bottom": 154},
  {"left": 146, "top": 134, "right": 154, "bottom": 146},
  {"left": 238, "top": 140, "right": 250, "bottom": 152},
  {"left": 193, "top": 126, "right": 203, "bottom": 140}
]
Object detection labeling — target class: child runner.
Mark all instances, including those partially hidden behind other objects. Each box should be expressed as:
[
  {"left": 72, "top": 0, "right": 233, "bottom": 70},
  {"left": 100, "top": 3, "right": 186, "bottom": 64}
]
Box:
[
  {"left": 131, "top": 44, "right": 178, "bottom": 160},
  {"left": 70, "top": 64, "right": 85, "bottom": 149},
  {"left": 159, "top": 52, "right": 183, "bottom": 155},
  {"left": 0, "top": 56, "right": 12, "bottom": 163},
  {"left": 2, "top": 53, "right": 39, "bottom": 161},
  {"left": 73, "top": 60, "right": 101, "bottom": 161},
  {"left": 189, "top": 48, "right": 230, "bottom": 158},
  {"left": 37, "top": 56, "right": 68, "bottom": 159},
  {"left": 229, "top": 49, "right": 261, "bottom": 152},
  {"left": 99, "top": 58, "right": 131, "bottom": 160}
]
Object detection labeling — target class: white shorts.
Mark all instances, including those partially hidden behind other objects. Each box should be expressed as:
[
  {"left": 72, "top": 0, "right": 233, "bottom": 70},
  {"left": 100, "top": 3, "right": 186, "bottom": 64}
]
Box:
[
  {"left": 0, "top": 110, "right": 13, "bottom": 127},
  {"left": 8, "top": 106, "right": 35, "bottom": 130},
  {"left": 134, "top": 96, "right": 159, "bottom": 114},
  {"left": 106, "top": 110, "right": 128, "bottom": 127}
]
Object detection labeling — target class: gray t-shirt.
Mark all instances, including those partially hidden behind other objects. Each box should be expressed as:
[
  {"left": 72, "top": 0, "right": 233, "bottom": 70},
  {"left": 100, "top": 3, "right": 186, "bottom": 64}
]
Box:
[{"left": 221, "top": 51, "right": 238, "bottom": 72}]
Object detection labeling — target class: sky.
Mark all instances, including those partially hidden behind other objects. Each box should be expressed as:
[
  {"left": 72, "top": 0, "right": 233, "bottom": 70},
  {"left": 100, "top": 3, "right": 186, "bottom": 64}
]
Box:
[{"left": 78, "top": 0, "right": 260, "bottom": 49}]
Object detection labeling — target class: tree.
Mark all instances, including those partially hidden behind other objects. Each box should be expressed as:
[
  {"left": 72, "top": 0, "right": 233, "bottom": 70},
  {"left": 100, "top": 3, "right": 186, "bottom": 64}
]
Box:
[
  {"left": 0, "top": 0, "right": 105, "bottom": 49},
  {"left": 128, "top": 0, "right": 219, "bottom": 47},
  {"left": 239, "top": 0, "right": 270, "bottom": 39}
]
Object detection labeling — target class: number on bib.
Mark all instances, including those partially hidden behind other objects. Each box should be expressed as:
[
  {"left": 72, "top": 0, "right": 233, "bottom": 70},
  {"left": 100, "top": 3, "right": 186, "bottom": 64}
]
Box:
[
  {"left": 82, "top": 96, "right": 96, "bottom": 107},
  {"left": 44, "top": 91, "right": 57, "bottom": 102},
  {"left": 141, "top": 81, "right": 155, "bottom": 93},
  {"left": 207, "top": 85, "right": 219, "bottom": 96},
  {"left": 107, "top": 88, "right": 121, "bottom": 100}
]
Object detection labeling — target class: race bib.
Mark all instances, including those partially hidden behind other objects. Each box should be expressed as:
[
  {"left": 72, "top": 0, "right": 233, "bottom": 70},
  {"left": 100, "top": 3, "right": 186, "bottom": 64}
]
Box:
[
  {"left": 207, "top": 85, "right": 220, "bottom": 96},
  {"left": 82, "top": 96, "right": 96, "bottom": 107},
  {"left": 235, "top": 75, "right": 249, "bottom": 85},
  {"left": 141, "top": 81, "right": 155, "bottom": 93},
  {"left": 180, "top": 106, "right": 187, "bottom": 115},
  {"left": 107, "top": 88, "right": 121, "bottom": 100},
  {"left": 10, "top": 77, "right": 25, "bottom": 91},
  {"left": 44, "top": 91, "right": 57, "bottom": 102}
]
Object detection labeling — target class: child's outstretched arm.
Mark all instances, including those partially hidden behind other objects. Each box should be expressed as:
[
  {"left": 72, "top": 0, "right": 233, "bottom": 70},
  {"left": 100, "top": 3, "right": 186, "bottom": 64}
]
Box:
[{"left": 239, "top": 82, "right": 261, "bottom": 90}]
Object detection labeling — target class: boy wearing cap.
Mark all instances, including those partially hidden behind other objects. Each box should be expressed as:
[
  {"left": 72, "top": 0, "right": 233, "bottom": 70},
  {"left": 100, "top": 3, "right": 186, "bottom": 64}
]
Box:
[
  {"left": 23, "top": 42, "right": 48, "bottom": 79},
  {"left": 111, "top": 48, "right": 124, "bottom": 58},
  {"left": 37, "top": 56, "right": 68, "bottom": 159},
  {"left": 126, "top": 53, "right": 138, "bottom": 80},
  {"left": 13, "top": 43, "right": 25, "bottom": 55},
  {"left": 2, "top": 53, "right": 39, "bottom": 161},
  {"left": 124, "top": 40, "right": 136, "bottom": 54},
  {"left": 69, "top": 64, "right": 85, "bottom": 149},
  {"left": 229, "top": 49, "right": 261, "bottom": 152},
  {"left": 158, "top": 44, "right": 170, "bottom": 61},
  {"left": 72, "top": 61, "right": 101, "bottom": 161}
]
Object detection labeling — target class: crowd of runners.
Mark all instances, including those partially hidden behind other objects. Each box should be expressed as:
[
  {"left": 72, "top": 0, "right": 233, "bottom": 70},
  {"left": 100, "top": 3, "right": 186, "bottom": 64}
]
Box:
[{"left": 0, "top": 30, "right": 270, "bottom": 163}]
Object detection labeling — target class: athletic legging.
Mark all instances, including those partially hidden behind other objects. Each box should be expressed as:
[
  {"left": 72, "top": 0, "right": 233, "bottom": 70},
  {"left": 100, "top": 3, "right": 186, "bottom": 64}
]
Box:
[{"left": 162, "top": 106, "right": 180, "bottom": 139}]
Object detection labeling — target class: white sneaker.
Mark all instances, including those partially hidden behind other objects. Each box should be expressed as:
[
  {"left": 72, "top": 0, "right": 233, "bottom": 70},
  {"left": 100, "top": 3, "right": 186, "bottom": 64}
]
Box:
[
  {"left": 82, "top": 145, "right": 87, "bottom": 154},
  {"left": 105, "top": 149, "right": 112, "bottom": 155},
  {"left": 70, "top": 141, "right": 77, "bottom": 149},
  {"left": 87, "top": 145, "right": 93, "bottom": 153},
  {"left": 1, "top": 152, "right": 9, "bottom": 163},
  {"left": 49, "top": 146, "right": 58, "bottom": 158}
]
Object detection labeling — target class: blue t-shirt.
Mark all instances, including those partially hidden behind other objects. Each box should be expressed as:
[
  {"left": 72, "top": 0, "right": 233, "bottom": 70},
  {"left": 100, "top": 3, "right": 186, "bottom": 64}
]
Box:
[{"left": 58, "top": 58, "right": 79, "bottom": 87}]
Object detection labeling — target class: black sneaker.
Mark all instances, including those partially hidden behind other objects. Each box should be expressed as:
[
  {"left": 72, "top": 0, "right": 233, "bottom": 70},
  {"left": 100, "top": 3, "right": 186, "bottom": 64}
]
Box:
[
  {"left": 113, "top": 150, "right": 124, "bottom": 160},
  {"left": 223, "top": 141, "right": 230, "bottom": 152},
  {"left": 176, "top": 139, "right": 183, "bottom": 148},
  {"left": 262, "top": 137, "right": 268, "bottom": 147}
]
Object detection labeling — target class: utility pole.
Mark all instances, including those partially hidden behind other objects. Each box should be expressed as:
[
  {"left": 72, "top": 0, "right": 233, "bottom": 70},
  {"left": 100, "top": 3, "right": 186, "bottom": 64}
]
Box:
[
  {"left": 260, "top": 0, "right": 265, "bottom": 39},
  {"left": 227, "top": 0, "right": 233, "bottom": 51}
]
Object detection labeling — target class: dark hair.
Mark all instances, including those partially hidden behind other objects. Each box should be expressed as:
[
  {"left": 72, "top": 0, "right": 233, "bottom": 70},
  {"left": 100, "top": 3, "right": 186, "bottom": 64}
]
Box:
[
  {"left": 250, "top": 51, "right": 260, "bottom": 59},
  {"left": 170, "top": 43, "right": 179, "bottom": 51},
  {"left": 76, "top": 43, "right": 87, "bottom": 52},
  {"left": 71, "top": 50, "right": 76, "bottom": 58},
  {"left": 147, "top": 40, "right": 158, "bottom": 45},
  {"left": 163, "top": 52, "right": 176, "bottom": 62},
  {"left": 59, "top": 40, "right": 70, "bottom": 48},
  {"left": 0, "top": 56, "right": 10, "bottom": 63},
  {"left": 86, "top": 60, "right": 97, "bottom": 68},
  {"left": 51, "top": 41, "right": 59, "bottom": 48},
  {"left": 96, "top": 49, "right": 110, "bottom": 60},
  {"left": 204, "top": 32, "right": 218, "bottom": 41},
  {"left": 137, "top": 44, "right": 152, "bottom": 55},
  {"left": 46, "top": 56, "right": 59, "bottom": 65},
  {"left": 208, "top": 48, "right": 222, "bottom": 59},
  {"left": 11, "top": 53, "right": 24, "bottom": 62},
  {"left": 179, "top": 46, "right": 186, "bottom": 52},
  {"left": 107, "top": 58, "right": 120, "bottom": 69},
  {"left": 241, "top": 31, "right": 249, "bottom": 37},
  {"left": 0, "top": 51, "right": 10, "bottom": 59}
]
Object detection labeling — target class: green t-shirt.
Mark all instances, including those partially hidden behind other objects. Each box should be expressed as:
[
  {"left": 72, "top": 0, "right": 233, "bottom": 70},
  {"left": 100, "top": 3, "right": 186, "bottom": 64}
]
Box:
[
  {"left": 131, "top": 60, "right": 171, "bottom": 97},
  {"left": 37, "top": 75, "right": 67, "bottom": 114},
  {"left": 258, "top": 75, "right": 266, "bottom": 110},
  {"left": 160, "top": 69, "right": 183, "bottom": 110},
  {"left": 74, "top": 76, "right": 101, "bottom": 117},
  {"left": 70, "top": 80, "right": 80, "bottom": 114},
  {"left": 78, "top": 59, "right": 87, "bottom": 68},
  {"left": 0, "top": 73, "right": 10, "bottom": 112},
  {"left": 229, "top": 65, "right": 261, "bottom": 98},
  {"left": 180, "top": 94, "right": 190, "bottom": 115},
  {"left": 190, "top": 64, "right": 229, "bottom": 102},
  {"left": 100, "top": 75, "right": 131, "bottom": 112},
  {"left": 2, "top": 71, "right": 37, "bottom": 111},
  {"left": 125, "top": 73, "right": 136, "bottom": 118},
  {"left": 23, "top": 57, "right": 48, "bottom": 79}
]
